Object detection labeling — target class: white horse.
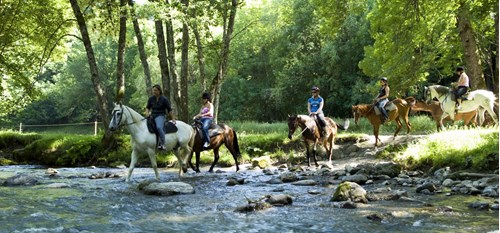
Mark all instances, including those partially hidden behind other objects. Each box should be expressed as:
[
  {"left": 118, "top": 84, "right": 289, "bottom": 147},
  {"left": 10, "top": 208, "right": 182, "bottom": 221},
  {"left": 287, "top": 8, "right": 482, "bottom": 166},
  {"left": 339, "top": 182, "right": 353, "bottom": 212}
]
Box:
[
  {"left": 108, "top": 103, "right": 195, "bottom": 182},
  {"left": 425, "top": 85, "right": 498, "bottom": 129}
]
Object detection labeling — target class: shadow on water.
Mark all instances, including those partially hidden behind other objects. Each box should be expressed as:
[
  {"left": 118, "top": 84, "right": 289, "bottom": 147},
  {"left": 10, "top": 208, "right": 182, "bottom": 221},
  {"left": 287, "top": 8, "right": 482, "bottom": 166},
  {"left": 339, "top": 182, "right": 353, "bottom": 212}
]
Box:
[{"left": 0, "top": 165, "right": 498, "bottom": 233}]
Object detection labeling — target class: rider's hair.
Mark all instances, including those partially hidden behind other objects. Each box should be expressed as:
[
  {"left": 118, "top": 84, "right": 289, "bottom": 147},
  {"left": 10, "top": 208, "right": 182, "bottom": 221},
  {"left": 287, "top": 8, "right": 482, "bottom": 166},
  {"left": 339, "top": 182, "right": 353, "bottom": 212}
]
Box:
[{"left": 152, "top": 84, "right": 163, "bottom": 95}]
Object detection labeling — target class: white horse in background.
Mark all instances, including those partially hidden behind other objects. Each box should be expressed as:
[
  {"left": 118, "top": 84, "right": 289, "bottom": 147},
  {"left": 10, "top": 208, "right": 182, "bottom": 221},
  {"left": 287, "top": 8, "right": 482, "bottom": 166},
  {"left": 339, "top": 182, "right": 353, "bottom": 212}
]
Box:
[
  {"left": 108, "top": 103, "right": 195, "bottom": 182},
  {"left": 425, "top": 85, "right": 498, "bottom": 129}
]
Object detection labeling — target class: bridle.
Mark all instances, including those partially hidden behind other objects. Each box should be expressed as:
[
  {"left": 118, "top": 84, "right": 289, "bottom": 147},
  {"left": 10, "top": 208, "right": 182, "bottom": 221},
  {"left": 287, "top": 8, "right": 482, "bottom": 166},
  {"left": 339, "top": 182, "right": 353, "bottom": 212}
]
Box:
[
  {"left": 112, "top": 105, "right": 145, "bottom": 129},
  {"left": 288, "top": 117, "right": 310, "bottom": 139}
]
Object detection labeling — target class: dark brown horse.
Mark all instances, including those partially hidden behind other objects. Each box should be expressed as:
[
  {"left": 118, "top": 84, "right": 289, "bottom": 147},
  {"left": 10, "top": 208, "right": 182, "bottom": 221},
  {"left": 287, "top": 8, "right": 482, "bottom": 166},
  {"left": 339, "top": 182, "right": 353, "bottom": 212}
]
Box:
[
  {"left": 188, "top": 120, "right": 241, "bottom": 173},
  {"left": 352, "top": 97, "right": 415, "bottom": 146},
  {"left": 287, "top": 114, "right": 349, "bottom": 166}
]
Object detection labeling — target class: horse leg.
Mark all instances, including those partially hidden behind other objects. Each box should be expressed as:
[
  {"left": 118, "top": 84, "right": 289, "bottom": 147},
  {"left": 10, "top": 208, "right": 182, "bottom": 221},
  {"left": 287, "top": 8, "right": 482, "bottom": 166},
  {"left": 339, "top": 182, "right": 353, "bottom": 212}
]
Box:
[
  {"left": 373, "top": 125, "right": 380, "bottom": 147},
  {"left": 147, "top": 148, "right": 160, "bottom": 181},
  {"left": 483, "top": 103, "right": 498, "bottom": 125},
  {"left": 225, "top": 140, "right": 240, "bottom": 172},
  {"left": 209, "top": 148, "right": 220, "bottom": 173},
  {"left": 327, "top": 135, "right": 334, "bottom": 164},
  {"left": 126, "top": 150, "right": 139, "bottom": 182},
  {"left": 393, "top": 118, "right": 402, "bottom": 140},
  {"left": 312, "top": 141, "right": 319, "bottom": 167},
  {"left": 305, "top": 142, "right": 311, "bottom": 167}
]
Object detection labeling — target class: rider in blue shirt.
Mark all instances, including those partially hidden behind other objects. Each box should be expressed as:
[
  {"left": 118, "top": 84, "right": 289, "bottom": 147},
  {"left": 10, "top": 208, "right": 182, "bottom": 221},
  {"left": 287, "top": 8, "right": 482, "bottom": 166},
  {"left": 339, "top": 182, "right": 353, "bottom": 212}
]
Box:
[{"left": 308, "top": 86, "right": 327, "bottom": 137}]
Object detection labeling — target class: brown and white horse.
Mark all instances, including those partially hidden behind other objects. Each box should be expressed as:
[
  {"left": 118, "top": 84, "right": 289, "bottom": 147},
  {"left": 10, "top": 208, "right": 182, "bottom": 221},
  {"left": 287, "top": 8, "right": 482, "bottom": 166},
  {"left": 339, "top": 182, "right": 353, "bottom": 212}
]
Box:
[
  {"left": 352, "top": 97, "right": 415, "bottom": 146},
  {"left": 287, "top": 114, "right": 349, "bottom": 166}
]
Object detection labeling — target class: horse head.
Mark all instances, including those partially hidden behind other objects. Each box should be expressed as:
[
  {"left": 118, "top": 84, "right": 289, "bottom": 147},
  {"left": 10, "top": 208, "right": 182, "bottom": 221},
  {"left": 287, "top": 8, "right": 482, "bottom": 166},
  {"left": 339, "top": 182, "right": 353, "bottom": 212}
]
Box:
[
  {"left": 287, "top": 114, "right": 299, "bottom": 139},
  {"left": 109, "top": 103, "right": 125, "bottom": 131}
]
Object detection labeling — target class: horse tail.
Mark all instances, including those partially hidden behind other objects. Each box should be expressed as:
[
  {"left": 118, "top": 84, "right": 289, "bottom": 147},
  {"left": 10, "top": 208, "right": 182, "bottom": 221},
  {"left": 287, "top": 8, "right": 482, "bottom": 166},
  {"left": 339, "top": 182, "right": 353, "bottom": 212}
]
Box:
[
  {"left": 336, "top": 119, "right": 350, "bottom": 131},
  {"left": 232, "top": 129, "right": 241, "bottom": 158}
]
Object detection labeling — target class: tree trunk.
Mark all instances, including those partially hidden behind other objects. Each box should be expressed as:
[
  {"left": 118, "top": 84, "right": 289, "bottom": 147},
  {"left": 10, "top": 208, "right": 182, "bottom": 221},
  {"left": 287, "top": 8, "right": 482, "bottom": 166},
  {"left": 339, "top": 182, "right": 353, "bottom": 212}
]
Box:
[
  {"left": 115, "top": 0, "right": 127, "bottom": 102},
  {"left": 128, "top": 0, "right": 152, "bottom": 97},
  {"left": 154, "top": 20, "right": 171, "bottom": 102},
  {"left": 165, "top": 0, "right": 180, "bottom": 118},
  {"left": 179, "top": 0, "right": 189, "bottom": 122},
  {"left": 69, "top": 0, "right": 115, "bottom": 151},
  {"left": 456, "top": 2, "right": 485, "bottom": 89},
  {"left": 193, "top": 22, "right": 207, "bottom": 91},
  {"left": 210, "top": 0, "right": 239, "bottom": 123},
  {"left": 494, "top": 12, "right": 499, "bottom": 95}
]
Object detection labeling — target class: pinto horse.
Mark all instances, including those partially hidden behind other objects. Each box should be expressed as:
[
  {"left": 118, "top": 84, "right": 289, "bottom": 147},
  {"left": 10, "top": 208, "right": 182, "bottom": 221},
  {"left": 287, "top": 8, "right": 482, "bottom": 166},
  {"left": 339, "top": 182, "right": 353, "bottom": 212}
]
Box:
[
  {"left": 424, "top": 85, "right": 498, "bottom": 129},
  {"left": 352, "top": 97, "right": 415, "bottom": 146},
  {"left": 412, "top": 100, "right": 477, "bottom": 131},
  {"left": 108, "top": 103, "right": 195, "bottom": 182},
  {"left": 287, "top": 114, "right": 349, "bottom": 166},
  {"left": 188, "top": 119, "right": 241, "bottom": 173}
]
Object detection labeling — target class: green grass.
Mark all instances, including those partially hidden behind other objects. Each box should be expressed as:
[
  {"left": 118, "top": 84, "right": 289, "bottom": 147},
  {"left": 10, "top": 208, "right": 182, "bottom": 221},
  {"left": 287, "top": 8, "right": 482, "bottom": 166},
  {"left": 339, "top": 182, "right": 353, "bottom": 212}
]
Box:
[{"left": 394, "top": 127, "right": 499, "bottom": 172}]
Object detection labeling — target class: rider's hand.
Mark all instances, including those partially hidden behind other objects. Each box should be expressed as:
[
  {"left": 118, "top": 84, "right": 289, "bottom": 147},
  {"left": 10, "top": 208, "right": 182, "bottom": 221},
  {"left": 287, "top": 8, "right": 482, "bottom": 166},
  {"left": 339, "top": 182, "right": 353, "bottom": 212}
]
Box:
[{"left": 169, "top": 120, "right": 176, "bottom": 124}]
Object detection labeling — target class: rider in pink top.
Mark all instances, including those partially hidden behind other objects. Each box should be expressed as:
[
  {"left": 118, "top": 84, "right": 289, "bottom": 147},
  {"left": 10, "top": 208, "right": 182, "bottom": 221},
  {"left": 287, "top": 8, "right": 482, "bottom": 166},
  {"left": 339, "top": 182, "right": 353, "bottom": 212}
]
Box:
[{"left": 193, "top": 92, "right": 214, "bottom": 149}]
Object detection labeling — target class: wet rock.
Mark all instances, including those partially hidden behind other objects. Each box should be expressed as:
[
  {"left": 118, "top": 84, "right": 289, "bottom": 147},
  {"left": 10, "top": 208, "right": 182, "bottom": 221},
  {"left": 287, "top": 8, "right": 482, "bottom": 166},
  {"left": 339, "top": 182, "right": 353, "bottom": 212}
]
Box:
[
  {"left": 280, "top": 172, "right": 298, "bottom": 183},
  {"left": 491, "top": 204, "right": 499, "bottom": 210},
  {"left": 142, "top": 182, "right": 195, "bottom": 196},
  {"left": 45, "top": 183, "right": 70, "bottom": 188},
  {"left": 342, "top": 174, "right": 368, "bottom": 185},
  {"left": 265, "top": 194, "right": 293, "bottom": 206},
  {"left": 331, "top": 181, "right": 367, "bottom": 204},
  {"left": 334, "top": 201, "right": 357, "bottom": 209},
  {"left": 226, "top": 179, "right": 239, "bottom": 186},
  {"left": 375, "top": 162, "right": 401, "bottom": 178},
  {"left": 234, "top": 202, "right": 272, "bottom": 213},
  {"left": 308, "top": 190, "right": 321, "bottom": 195},
  {"left": 366, "top": 213, "right": 385, "bottom": 222},
  {"left": 88, "top": 172, "right": 120, "bottom": 179},
  {"left": 3, "top": 174, "right": 38, "bottom": 186},
  {"left": 482, "top": 186, "right": 499, "bottom": 197},
  {"left": 416, "top": 183, "right": 437, "bottom": 193},
  {"left": 437, "top": 206, "right": 454, "bottom": 212},
  {"left": 292, "top": 179, "right": 317, "bottom": 186},
  {"left": 469, "top": 201, "right": 490, "bottom": 210},
  {"left": 251, "top": 156, "right": 272, "bottom": 169},
  {"left": 263, "top": 168, "right": 275, "bottom": 175},
  {"left": 266, "top": 177, "right": 283, "bottom": 184},
  {"left": 390, "top": 211, "right": 414, "bottom": 218},
  {"left": 442, "top": 178, "right": 454, "bottom": 187}
]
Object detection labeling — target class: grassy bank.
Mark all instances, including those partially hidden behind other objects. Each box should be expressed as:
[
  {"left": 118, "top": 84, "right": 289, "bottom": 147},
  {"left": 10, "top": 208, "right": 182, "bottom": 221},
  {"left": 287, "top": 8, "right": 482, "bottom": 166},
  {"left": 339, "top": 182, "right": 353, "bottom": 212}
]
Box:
[{"left": 0, "top": 116, "right": 497, "bottom": 173}]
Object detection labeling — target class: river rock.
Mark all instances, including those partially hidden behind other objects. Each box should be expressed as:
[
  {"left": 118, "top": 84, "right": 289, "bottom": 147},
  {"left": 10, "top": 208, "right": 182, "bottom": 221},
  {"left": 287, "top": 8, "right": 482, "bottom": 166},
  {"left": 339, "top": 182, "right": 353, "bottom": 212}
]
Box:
[
  {"left": 416, "top": 182, "right": 437, "bottom": 193},
  {"left": 331, "top": 181, "right": 367, "bottom": 204},
  {"left": 342, "top": 174, "right": 368, "bottom": 185},
  {"left": 265, "top": 194, "right": 293, "bottom": 206},
  {"left": 469, "top": 201, "right": 490, "bottom": 210},
  {"left": 280, "top": 172, "right": 298, "bottom": 183},
  {"left": 292, "top": 179, "right": 317, "bottom": 186},
  {"left": 2, "top": 174, "right": 38, "bottom": 186},
  {"left": 252, "top": 156, "right": 272, "bottom": 169},
  {"left": 45, "top": 183, "right": 70, "bottom": 188},
  {"left": 141, "top": 182, "right": 195, "bottom": 196},
  {"left": 234, "top": 202, "right": 272, "bottom": 213}
]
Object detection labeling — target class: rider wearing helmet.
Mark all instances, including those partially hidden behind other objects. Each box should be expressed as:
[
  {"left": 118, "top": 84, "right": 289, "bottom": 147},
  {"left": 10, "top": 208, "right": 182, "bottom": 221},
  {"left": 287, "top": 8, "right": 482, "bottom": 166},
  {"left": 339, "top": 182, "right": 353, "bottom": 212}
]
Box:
[
  {"left": 453, "top": 66, "right": 469, "bottom": 110},
  {"left": 374, "top": 77, "right": 390, "bottom": 123},
  {"left": 308, "top": 86, "right": 328, "bottom": 137},
  {"left": 193, "top": 92, "right": 214, "bottom": 149}
]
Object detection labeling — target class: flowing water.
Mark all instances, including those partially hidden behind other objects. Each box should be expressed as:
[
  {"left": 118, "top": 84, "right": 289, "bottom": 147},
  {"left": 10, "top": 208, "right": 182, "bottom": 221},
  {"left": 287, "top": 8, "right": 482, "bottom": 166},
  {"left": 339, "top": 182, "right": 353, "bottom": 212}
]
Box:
[{"left": 0, "top": 165, "right": 498, "bottom": 233}]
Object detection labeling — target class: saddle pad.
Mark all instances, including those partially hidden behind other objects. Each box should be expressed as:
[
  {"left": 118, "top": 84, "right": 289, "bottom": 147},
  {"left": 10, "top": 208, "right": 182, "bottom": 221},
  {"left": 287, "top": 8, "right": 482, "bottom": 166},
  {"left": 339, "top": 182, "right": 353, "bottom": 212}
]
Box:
[
  {"left": 164, "top": 121, "right": 178, "bottom": 134},
  {"left": 374, "top": 102, "right": 397, "bottom": 115}
]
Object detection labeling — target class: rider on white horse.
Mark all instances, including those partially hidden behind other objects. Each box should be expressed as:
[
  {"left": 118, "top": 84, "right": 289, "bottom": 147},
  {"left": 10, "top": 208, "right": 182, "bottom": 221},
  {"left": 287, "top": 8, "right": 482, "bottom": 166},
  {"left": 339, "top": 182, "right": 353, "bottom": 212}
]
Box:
[
  {"left": 453, "top": 66, "right": 469, "bottom": 110},
  {"left": 146, "top": 85, "right": 175, "bottom": 150}
]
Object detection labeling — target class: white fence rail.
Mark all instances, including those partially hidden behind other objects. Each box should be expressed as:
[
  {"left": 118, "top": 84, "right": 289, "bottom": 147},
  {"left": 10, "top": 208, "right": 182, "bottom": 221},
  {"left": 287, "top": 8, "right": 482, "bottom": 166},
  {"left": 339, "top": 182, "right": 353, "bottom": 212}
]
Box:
[{"left": 19, "top": 121, "right": 103, "bottom": 136}]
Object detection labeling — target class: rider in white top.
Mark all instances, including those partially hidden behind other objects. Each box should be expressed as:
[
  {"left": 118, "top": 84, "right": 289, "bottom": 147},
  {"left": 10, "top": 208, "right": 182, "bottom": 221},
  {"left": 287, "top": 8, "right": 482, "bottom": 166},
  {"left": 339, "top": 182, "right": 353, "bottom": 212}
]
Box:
[{"left": 453, "top": 66, "right": 469, "bottom": 110}]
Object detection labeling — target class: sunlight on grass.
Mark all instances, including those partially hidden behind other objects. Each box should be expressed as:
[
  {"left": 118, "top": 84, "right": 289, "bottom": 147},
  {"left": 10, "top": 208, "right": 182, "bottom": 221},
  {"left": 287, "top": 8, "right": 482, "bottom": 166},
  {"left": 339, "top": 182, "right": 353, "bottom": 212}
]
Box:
[{"left": 395, "top": 127, "right": 499, "bottom": 171}]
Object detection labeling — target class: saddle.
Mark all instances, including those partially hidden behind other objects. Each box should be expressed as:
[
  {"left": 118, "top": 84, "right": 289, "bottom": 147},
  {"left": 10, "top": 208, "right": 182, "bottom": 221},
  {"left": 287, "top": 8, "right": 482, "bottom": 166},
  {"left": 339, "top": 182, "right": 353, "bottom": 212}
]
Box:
[
  {"left": 192, "top": 119, "right": 224, "bottom": 138},
  {"left": 373, "top": 101, "right": 397, "bottom": 115},
  {"left": 451, "top": 92, "right": 470, "bottom": 102},
  {"left": 147, "top": 117, "right": 178, "bottom": 135}
]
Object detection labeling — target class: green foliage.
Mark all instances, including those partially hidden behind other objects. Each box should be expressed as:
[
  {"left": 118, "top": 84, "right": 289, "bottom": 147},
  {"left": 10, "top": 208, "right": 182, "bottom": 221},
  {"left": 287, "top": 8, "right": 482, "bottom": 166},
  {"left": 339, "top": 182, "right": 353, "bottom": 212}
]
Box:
[{"left": 0, "top": 131, "right": 42, "bottom": 149}]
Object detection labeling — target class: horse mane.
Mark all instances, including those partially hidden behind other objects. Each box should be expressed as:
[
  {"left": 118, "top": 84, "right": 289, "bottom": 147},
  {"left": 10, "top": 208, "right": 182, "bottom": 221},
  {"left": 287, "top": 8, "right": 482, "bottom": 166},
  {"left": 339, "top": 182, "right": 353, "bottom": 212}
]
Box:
[
  {"left": 353, "top": 104, "right": 372, "bottom": 114},
  {"left": 123, "top": 105, "right": 144, "bottom": 123},
  {"left": 430, "top": 85, "right": 450, "bottom": 96}
]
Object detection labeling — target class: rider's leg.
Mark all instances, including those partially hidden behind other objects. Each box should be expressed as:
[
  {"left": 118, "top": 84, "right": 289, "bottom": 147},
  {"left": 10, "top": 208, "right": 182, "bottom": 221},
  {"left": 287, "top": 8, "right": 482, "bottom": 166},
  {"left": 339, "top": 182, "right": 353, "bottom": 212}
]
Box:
[
  {"left": 201, "top": 118, "right": 212, "bottom": 148},
  {"left": 155, "top": 115, "right": 166, "bottom": 149},
  {"left": 317, "top": 113, "right": 327, "bottom": 136},
  {"left": 376, "top": 100, "right": 389, "bottom": 122}
]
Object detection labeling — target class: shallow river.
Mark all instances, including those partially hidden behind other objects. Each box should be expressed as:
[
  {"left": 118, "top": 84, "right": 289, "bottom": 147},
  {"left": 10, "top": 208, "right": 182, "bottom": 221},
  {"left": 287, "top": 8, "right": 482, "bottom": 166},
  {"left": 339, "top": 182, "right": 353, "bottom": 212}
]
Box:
[{"left": 0, "top": 165, "right": 498, "bottom": 233}]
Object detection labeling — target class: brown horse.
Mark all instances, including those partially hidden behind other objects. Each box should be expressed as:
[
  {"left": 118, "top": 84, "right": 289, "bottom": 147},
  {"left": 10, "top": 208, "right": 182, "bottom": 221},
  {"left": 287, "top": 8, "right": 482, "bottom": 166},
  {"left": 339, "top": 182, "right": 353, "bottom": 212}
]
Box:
[
  {"left": 188, "top": 120, "right": 241, "bottom": 173},
  {"left": 412, "top": 100, "right": 477, "bottom": 131},
  {"left": 287, "top": 114, "right": 349, "bottom": 166},
  {"left": 352, "top": 97, "right": 415, "bottom": 146}
]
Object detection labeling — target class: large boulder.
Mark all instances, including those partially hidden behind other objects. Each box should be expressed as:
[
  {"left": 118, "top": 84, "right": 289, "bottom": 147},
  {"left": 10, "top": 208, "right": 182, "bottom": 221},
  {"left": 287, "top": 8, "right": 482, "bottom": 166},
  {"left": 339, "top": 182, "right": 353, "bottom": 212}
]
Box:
[
  {"left": 331, "top": 181, "right": 367, "bottom": 204},
  {"left": 2, "top": 174, "right": 38, "bottom": 186}
]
